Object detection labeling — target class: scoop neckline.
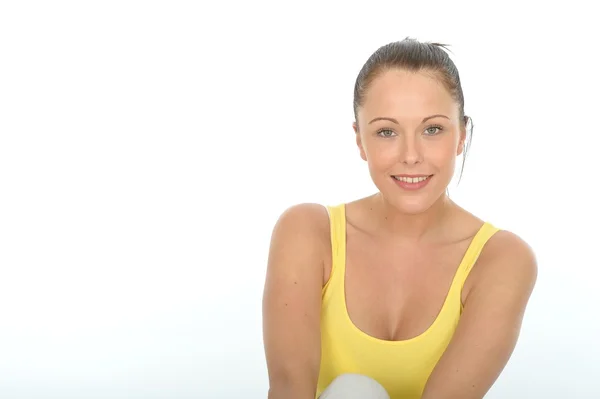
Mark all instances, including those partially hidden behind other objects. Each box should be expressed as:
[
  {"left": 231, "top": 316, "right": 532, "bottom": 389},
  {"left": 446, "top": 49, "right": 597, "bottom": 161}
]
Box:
[{"left": 337, "top": 203, "right": 490, "bottom": 345}]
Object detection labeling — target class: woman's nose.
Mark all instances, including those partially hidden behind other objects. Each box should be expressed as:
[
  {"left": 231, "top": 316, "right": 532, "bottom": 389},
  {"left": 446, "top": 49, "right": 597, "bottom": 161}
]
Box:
[{"left": 400, "top": 136, "right": 422, "bottom": 164}]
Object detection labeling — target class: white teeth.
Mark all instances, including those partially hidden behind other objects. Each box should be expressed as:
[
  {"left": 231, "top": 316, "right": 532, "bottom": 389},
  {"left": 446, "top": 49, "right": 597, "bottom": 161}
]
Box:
[{"left": 393, "top": 175, "right": 430, "bottom": 183}]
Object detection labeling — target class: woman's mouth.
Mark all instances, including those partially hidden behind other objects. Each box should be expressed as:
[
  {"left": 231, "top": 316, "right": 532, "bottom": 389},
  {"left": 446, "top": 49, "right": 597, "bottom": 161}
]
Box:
[{"left": 391, "top": 174, "right": 433, "bottom": 190}]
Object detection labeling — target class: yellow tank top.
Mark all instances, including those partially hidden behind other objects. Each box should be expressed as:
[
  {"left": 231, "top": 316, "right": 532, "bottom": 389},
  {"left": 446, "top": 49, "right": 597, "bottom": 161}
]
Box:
[{"left": 316, "top": 204, "right": 500, "bottom": 399}]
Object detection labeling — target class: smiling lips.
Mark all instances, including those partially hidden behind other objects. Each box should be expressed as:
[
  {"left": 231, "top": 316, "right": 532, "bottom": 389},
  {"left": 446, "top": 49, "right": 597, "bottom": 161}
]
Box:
[{"left": 391, "top": 174, "right": 433, "bottom": 190}]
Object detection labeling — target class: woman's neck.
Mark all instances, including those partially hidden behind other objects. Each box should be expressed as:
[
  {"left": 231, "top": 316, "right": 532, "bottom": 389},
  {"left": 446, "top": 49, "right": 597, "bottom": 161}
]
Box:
[{"left": 369, "top": 192, "right": 454, "bottom": 243}]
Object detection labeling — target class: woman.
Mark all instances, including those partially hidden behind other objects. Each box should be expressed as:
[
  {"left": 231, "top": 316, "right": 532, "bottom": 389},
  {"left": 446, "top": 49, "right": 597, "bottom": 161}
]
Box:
[{"left": 262, "top": 38, "right": 537, "bottom": 399}]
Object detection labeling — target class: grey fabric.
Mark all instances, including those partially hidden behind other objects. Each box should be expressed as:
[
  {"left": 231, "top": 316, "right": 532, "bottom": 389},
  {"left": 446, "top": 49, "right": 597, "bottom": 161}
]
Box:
[{"left": 319, "top": 373, "right": 390, "bottom": 399}]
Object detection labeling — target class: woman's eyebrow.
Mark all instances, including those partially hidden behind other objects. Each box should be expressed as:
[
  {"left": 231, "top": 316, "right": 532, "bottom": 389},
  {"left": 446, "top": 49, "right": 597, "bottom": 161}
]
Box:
[{"left": 368, "top": 114, "right": 450, "bottom": 125}]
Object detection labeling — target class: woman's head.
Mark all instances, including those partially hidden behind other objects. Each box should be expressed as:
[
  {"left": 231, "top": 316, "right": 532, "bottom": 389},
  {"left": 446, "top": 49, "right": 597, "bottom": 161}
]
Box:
[{"left": 352, "top": 38, "right": 472, "bottom": 214}]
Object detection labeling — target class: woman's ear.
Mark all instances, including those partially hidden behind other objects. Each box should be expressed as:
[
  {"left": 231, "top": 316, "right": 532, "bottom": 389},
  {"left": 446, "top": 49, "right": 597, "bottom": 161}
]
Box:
[
  {"left": 353, "top": 122, "right": 367, "bottom": 161},
  {"left": 457, "top": 117, "right": 468, "bottom": 156},
  {"left": 457, "top": 135, "right": 465, "bottom": 156}
]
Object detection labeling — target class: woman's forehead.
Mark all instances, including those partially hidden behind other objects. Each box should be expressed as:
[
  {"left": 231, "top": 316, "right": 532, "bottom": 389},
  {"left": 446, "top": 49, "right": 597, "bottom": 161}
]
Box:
[
  {"left": 367, "top": 70, "right": 451, "bottom": 101},
  {"left": 359, "top": 71, "right": 457, "bottom": 122}
]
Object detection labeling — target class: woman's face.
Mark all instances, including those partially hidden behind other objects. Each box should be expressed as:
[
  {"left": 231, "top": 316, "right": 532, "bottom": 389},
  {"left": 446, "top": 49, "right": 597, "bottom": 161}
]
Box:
[{"left": 354, "top": 68, "right": 466, "bottom": 214}]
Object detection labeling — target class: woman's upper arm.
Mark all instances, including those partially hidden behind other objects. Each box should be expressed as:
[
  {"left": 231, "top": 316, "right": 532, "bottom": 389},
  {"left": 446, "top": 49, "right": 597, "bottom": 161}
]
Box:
[{"left": 262, "top": 203, "right": 330, "bottom": 398}]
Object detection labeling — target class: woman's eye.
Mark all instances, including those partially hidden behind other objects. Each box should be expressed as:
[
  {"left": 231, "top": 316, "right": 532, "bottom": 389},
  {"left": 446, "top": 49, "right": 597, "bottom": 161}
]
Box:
[
  {"left": 377, "top": 129, "right": 395, "bottom": 137},
  {"left": 425, "top": 126, "right": 443, "bottom": 135}
]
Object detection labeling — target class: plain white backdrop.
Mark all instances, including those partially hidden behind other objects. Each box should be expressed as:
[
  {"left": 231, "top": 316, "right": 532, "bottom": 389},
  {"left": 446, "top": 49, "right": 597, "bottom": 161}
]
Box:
[{"left": 1, "top": 1, "right": 599, "bottom": 398}]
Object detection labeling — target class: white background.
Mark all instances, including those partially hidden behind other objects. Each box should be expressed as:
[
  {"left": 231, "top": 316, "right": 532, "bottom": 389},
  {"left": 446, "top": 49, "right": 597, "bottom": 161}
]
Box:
[{"left": 1, "top": 1, "right": 599, "bottom": 398}]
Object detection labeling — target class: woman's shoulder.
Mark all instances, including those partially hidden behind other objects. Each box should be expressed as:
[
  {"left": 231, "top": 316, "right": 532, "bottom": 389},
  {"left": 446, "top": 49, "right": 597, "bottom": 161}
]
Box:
[
  {"left": 267, "top": 203, "right": 333, "bottom": 286},
  {"left": 453, "top": 204, "right": 536, "bottom": 276},
  {"left": 271, "top": 202, "right": 332, "bottom": 246},
  {"left": 479, "top": 228, "right": 537, "bottom": 270},
  {"left": 467, "top": 225, "right": 538, "bottom": 300},
  {"left": 275, "top": 202, "right": 331, "bottom": 226}
]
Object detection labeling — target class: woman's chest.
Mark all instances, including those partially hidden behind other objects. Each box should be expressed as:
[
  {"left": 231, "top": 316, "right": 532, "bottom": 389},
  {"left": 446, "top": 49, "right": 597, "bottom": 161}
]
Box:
[{"left": 343, "top": 234, "right": 472, "bottom": 341}]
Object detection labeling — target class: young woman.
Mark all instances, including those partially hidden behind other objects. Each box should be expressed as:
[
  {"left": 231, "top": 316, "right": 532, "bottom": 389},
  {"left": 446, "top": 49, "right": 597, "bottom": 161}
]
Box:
[{"left": 262, "top": 38, "right": 537, "bottom": 399}]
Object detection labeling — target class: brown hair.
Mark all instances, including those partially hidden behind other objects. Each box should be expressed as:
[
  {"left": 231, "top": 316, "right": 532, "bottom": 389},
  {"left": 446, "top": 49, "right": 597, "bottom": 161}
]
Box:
[{"left": 353, "top": 37, "right": 473, "bottom": 183}]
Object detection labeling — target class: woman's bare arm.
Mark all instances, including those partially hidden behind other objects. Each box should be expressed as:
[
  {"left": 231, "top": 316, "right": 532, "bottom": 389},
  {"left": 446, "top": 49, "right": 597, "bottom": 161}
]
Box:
[
  {"left": 421, "top": 231, "right": 538, "bottom": 399},
  {"left": 262, "top": 204, "right": 330, "bottom": 399}
]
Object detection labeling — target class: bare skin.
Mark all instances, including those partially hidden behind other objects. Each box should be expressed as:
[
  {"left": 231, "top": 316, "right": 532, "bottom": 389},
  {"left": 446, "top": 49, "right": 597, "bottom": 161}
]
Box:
[
  {"left": 340, "top": 193, "right": 485, "bottom": 342},
  {"left": 263, "top": 68, "right": 537, "bottom": 399}
]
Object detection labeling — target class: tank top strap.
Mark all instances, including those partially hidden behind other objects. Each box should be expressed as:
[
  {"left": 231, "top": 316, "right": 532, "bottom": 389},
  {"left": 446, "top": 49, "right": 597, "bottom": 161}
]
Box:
[
  {"left": 323, "top": 204, "right": 346, "bottom": 297},
  {"left": 455, "top": 222, "right": 501, "bottom": 285}
]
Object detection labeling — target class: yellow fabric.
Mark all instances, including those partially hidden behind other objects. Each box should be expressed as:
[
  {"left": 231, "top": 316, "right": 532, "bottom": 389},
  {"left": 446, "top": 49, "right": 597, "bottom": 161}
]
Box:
[{"left": 316, "top": 204, "right": 500, "bottom": 399}]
